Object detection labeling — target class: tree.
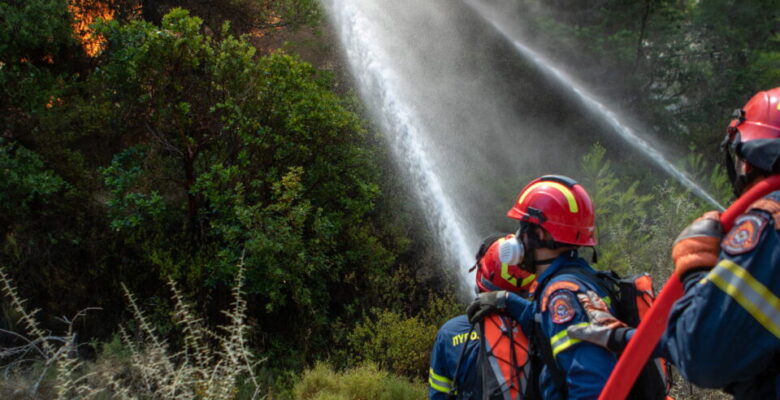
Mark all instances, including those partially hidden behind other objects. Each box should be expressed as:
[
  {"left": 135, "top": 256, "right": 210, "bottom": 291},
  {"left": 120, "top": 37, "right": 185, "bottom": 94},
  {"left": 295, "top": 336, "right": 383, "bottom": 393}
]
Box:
[
  {"left": 91, "top": 9, "right": 396, "bottom": 365},
  {"left": 0, "top": 2, "right": 416, "bottom": 369}
]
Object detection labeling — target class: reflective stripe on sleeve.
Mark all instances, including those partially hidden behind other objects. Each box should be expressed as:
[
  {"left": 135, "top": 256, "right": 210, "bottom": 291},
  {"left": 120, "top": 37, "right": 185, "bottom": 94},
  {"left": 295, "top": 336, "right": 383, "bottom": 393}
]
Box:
[
  {"left": 429, "top": 368, "right": 453, "bottom": 393},
  {"left": 706, "top": 259, "right": 780, "bottom": 339},
  {"left": 521, "top": 273, "right": 537, "bottom": 288},
  {"left": 550, "top": 322, "right": 588, "bottom": 358}
]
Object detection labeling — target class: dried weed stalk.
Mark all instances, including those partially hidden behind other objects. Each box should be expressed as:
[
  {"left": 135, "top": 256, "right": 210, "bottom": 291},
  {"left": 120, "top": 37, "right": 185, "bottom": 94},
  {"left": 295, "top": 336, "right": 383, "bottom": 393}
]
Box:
[{"left": 0, "top": 262, "right": 263, "bottom": 399}]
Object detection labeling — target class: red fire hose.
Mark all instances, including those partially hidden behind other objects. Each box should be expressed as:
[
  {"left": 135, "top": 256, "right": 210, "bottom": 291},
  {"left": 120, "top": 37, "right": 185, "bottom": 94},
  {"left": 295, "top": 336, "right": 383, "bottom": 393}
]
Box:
[{"left": 598, "top": 175, "right": 780, "bottom": 400}]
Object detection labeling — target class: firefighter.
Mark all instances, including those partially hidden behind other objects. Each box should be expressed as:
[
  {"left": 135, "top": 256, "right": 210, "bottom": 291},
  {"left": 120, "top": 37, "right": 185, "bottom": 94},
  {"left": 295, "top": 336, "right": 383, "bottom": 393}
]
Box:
[
  {"left": 467, "top": 175, "right": 616, "bottom": 399},
  {"left": 568, "top": 87, "right": 780, "bottom": 398},
  {"left": 661, "top": 87, "right": 780, "bottom": 398},
  {"left": 429, "top": 234, "right": 536, "bottom": 399}
]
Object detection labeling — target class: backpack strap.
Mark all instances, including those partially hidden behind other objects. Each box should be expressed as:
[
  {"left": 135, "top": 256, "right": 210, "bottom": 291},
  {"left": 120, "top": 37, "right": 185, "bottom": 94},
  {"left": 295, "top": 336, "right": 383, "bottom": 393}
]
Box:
[
  {"left": 530, "top": 265, "right": 582, "bottom": 399},
  {"left": 478, "top": 321, "right": 492, "bottom": 400},
  {"left": 531, "top": 312, "right": 568, "bottom": 399},
  {"left": 749, "top": 196, "right": 780, "bottom": 229}
]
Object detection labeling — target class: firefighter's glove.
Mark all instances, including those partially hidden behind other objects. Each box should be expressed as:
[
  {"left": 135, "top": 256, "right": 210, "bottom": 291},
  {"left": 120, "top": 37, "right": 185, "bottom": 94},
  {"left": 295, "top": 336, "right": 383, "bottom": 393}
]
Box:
[
  {"left": 672, "top": 211, "right": 723, "bottom": 279},
  {"left": 467, "top": 290, "right": 508, "bottom": 324},
  {"left": 567, "top": 290, "right": 630, "bottom": 353}
]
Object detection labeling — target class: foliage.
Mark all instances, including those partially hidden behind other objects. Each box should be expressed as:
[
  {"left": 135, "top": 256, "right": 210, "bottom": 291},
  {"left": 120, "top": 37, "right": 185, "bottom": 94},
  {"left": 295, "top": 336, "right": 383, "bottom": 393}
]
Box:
[
  {"left": 346, "top": 309, "right": 438, "bottom": 379},
  {"left": 292, "top": 363, "right": 426, "bottom": 400},
  {"left": 581, "top": 143, "right": 653, "bottom": 274},
  {"left": 0, "top": 0, "right": 79, "bottom": 63},
  {"left": 681, "top": 151, "right": 733, "bottom": 207},
  {"left": 581, "top": 143, "right": 706, "bottom": 281},
  {"left": 518, "top": 0, "right": 780, "bottom": 158},
  {"left": 341, "top": 291, "right": 460, "bottom": 380},
  {"left": 100, "top": 146, "right": 166, "bottom": 232},
  {"left": 0, "top": 140, "right": 68, "bottom": 223},
  {"left": 140, "top": 0, "right": 322, "bottom": 35},
  {"left": 84, "top": 9, "right": 399, "bottom": 368},
  {"left": 0, "top": 0, "right": 416, "bottom": 375}
]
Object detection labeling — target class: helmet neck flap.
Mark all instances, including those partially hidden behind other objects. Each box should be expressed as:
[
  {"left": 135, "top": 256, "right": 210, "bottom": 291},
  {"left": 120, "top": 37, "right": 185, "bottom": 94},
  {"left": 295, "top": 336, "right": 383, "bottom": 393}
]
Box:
[{"left": 723, "top": 88, "right": 780, "bottom": 196}]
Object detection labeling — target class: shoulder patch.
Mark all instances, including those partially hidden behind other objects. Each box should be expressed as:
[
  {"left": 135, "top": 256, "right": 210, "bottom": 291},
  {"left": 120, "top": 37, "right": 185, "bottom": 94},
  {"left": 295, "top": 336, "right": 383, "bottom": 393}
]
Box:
[
  {"left": 541, "top": 281, "right": 580, "bottom": 311},
  {"left": 548, "top": 291, "right": 577, "bottom": 324},
  {"left": 721, "top": 214, "right": 768, "bottom": 255}
]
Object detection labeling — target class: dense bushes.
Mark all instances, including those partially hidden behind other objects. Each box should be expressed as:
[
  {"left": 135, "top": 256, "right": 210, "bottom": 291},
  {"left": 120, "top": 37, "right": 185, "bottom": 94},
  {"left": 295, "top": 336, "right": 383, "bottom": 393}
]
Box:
[
  {"left": 344, "top": 293, "right": 461, "bottom": 379},
  {"left": 293, "top": 363, "right": 426, "bottom": 400},
  {"left": 0, "top": 0, "right": 430, "bottom": 374},
  {"left": 347, "top": 310, "right": 437, "bottom": 379},
  {"left": 90, "top": 10, "right": 399, "bottom": 352}
]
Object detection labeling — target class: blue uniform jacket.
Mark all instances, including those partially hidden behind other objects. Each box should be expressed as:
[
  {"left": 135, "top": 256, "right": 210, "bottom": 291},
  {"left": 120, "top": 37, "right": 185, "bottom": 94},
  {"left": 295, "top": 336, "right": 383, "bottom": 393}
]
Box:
[
  {"left": 506, "top": 252, "right": 617, "bottom": 400},
  {"left": 429, "top": 315, "right": 481, "bottom": 399},
  {"left": 662, "top": 190, "right": 780, "bottom": 399}
]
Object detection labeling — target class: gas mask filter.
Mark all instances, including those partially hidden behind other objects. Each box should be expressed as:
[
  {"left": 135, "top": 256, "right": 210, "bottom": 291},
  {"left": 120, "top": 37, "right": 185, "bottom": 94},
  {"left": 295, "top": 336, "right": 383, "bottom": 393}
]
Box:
[{"left": 497, "top": 234, "right": 524, "bottom": 266}]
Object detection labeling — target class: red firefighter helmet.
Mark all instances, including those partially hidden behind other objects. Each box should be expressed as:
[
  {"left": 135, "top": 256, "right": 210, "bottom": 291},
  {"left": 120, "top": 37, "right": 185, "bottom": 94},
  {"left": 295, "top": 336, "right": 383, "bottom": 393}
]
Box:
[
  {"left": 723, "top": 87, "right": 780, "bottom": 194},
  {"left": 507, "top": 175, "right": 597, "bottom": 246},
  {"left": 475, "top": 234, "right": 536, "bottom": 293}
]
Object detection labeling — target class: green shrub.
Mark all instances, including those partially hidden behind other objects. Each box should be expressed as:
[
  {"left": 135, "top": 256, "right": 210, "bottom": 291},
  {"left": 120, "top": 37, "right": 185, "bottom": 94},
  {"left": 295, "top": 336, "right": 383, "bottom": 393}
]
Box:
[
  {"left": 419, "top": 293, "right": 463, "bottom": 328},
  {"left": 580, "top": 143, "right": 711, "bottom": 283},
  {"left": 293, "top": 363, "right": 426, "bottom": 400},
  {"left": 346, "top": 308, "right": 439, "bottom": 379}
]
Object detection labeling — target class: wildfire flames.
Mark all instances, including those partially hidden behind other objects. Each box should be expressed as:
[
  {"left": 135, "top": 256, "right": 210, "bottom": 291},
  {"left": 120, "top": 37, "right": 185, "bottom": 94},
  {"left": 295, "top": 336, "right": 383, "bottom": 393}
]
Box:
[{"left": 69, "top": 0, "right": 115, "bottom": 57}]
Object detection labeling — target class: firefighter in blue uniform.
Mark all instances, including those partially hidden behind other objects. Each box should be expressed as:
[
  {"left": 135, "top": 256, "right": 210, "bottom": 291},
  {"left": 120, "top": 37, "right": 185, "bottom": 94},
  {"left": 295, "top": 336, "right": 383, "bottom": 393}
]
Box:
[
  {"left": 663, "top": 87, "right": 780, "bottom": 398},
  {"left": 468, "top": 176, "right": 618, "bottom": 399},
  {"left": 429, "top": 234, "right": 536, "bottom": 399},
  {"left": 567, "top": 87, "right": 780, "bottom": 398}
]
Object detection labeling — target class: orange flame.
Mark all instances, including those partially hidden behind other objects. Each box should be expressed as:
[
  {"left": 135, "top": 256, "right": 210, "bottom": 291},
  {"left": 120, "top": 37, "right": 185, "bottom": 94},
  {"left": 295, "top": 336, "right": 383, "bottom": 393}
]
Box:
[
  {"left": 69, "top": 1, "right": 115, "bottom": 57},
  {"left": 46, "top": 96, "right": 64, "bottom": 109}
]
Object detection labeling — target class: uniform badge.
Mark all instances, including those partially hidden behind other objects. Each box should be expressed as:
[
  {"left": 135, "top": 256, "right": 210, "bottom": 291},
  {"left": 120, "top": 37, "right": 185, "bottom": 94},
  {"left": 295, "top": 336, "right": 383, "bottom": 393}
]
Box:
[
  {"left": 541, "top": 281, "right": 580, "bottom": 311},
  {"left": 549, "top": 291, "right": 576, "bottom": 324},
  {"left": 722, "top": 214, "right": 767, "bottom": 255}
]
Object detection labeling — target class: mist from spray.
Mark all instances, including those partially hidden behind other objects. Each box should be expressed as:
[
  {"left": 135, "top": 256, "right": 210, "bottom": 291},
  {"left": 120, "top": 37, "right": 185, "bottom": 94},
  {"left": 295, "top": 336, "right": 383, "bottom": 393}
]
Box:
[
  {"left": 321, "top": 0, "right": 725, "bottom": 294},
  {"left": 467, "top": 0, "right": 724, "bottom": 210},
  {"left": 323, "top": 0, "right": 478, "bottom": 294}
]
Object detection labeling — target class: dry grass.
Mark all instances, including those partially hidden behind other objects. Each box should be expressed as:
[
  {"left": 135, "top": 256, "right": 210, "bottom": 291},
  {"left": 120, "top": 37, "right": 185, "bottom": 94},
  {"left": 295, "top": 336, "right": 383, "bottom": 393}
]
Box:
[{"left": 0, "top": 262, "right": 263, "bottom": 400}]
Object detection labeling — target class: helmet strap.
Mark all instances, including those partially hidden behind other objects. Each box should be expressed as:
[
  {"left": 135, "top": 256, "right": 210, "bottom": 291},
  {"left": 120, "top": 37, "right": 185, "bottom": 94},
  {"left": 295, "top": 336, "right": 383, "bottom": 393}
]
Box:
[
  {"left": 525, "top": 232, "right": 560, "bottom": 250},
  {"left": 517, "top": 223, "right": 537, "bottom": 274},
  {"left": 729, "top": 156, "right": 765, "bottom": 197},
  {"left": 533, "top": 257, "right": 558, "bottom": 265},
  {"left": 521, "top": 254, "right": 536, "bottom": 274},
  {"left": 723, "top": 131, "right": 767, "bottom": 197},
  {"left": 723, "top": 139, "right": 738, "bottom": 194},
  {"left": 518, "top": 223, "right": 560, "bottom": 273}
]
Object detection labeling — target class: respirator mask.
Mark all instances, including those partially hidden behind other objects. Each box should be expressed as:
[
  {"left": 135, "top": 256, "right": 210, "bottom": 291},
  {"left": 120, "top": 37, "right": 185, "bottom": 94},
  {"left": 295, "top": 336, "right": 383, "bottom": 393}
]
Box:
[{"left": 497, "top": 223, "right": 561, "bottom": 273}]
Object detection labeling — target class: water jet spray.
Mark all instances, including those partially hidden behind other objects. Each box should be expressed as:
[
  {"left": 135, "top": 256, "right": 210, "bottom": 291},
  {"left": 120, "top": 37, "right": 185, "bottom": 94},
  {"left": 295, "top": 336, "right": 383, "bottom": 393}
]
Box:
[
  {"left": 323, "top": 0, "right": 478, "bottom": 295},
  {"left": 466, "top": 0, "right": 725, "bottom": 211},
  {"left": 321, "top": 0, "right": 724, "bottom": 296}
]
